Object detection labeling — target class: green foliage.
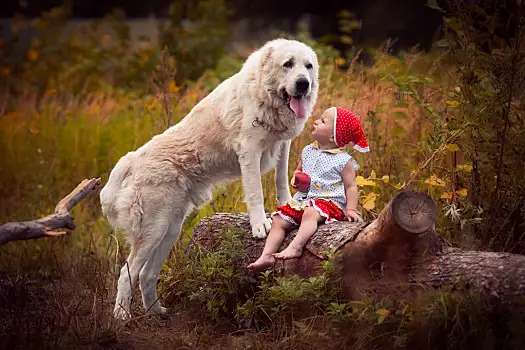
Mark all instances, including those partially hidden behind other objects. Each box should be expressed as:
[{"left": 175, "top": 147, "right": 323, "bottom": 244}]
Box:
[
  {"left": 435, "top": 1, "right": 525, "bottom": 250},
  {"left": 271, "top": 21, "right": 342, "bottom": 70},
  {"left": 161, "top": 238, "right": 525, "bottom": 349},
  {"left": 1, "top": 0, "right": 234, "bottom": 96},
  {"left": 236, "top": 249, "right": 341, "bottom": 329},
  {"left": 160, "top": 227, "right": 254, "bottom": 320},
  {"left": 158, "top": 0, "right": 233, "bottom": 84},
  {"left": 201, "top": 53, "right": 244, "bottom": 90},
  {"left": 1, "top": 7, "right": 161, "bottom": 95},
  {"left": 334, "top": 9, "right": 363, "bottom": 60}
]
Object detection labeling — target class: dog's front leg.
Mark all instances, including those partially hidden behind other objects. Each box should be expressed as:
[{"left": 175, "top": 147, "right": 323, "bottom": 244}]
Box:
[
  {"left": 275, "top": 140, "right": 292, "bottom": 205},
  {"left": 238, "top": 145, "right": 272, "bottom": 239}
]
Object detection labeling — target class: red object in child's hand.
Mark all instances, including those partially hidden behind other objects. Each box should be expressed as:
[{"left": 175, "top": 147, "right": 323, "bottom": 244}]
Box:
[{"left": 294, "top": 171, "right": 311, "bottom": 192}]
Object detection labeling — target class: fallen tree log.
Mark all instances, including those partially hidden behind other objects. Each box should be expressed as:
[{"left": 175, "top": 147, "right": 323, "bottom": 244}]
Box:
[
  {"left": 192, "top": 191, "right": 525, "bottom": 304},
  {"left": 0, "top": 178, "right": 101, "bottom": 246}
]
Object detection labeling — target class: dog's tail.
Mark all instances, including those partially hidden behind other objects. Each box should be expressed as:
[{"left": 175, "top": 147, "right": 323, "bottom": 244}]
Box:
[{"left": 100, "top": 151, "right": 135, "bottom": 227}]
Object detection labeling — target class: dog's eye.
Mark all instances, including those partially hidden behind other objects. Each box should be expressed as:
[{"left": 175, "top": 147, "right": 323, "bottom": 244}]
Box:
[
  {"left": 283, "top": 61, "right": 293, "bottom": 68},
  {"left": 305, "top": 63, "right": 313, "bottom": 69}
]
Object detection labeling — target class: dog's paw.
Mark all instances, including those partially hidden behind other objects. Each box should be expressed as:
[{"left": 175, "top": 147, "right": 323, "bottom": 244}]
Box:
[
  {"left": 147, "top": 305, "right": 167, "bottom": 315},
  {"left": 251, "top": 217, "right": 272, "bottom": 239},
  {"left": 113, "top": 306, "right": 131, "bottom": 320}
]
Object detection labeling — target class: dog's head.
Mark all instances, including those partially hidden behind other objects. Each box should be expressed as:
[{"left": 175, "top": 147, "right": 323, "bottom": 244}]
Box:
[{"left": 259, "top": 39, "right": 319, "bottom": 120}]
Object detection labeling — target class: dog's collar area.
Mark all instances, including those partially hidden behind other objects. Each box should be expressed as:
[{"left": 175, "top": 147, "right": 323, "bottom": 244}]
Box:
[{"left": 252, "top": 118, "right": 288, "bottom": 134}]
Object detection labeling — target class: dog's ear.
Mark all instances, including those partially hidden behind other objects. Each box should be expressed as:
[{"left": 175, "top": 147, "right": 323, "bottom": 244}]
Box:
[{"left": 261, "top": 46, "right": 274, "bottom": 69}]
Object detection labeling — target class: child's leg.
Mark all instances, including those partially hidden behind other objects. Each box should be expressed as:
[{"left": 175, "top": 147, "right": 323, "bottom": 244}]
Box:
[
  {"left": 247, "top": 216, "right": 293, "bottom": 270},
  {"left": 274, "top": 206, "right": 323, "bottom": 260}
]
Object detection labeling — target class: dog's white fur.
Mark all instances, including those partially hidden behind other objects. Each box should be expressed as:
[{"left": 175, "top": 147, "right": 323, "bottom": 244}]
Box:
[{"left": 100, "top": 38, "right": 319, "bottom": 319}]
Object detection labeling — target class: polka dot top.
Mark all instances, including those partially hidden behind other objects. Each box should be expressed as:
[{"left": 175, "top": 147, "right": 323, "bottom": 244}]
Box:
[{"left": 291, "top": 143, "right": 359, "bottom": 210}]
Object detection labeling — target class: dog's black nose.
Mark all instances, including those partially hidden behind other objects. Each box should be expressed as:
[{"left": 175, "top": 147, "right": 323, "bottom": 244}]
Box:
[{"left": 295, "top": 78, "right": 310, "bottom": 95}]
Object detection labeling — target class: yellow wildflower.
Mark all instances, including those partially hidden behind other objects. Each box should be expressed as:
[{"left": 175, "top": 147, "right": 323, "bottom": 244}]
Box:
[
  {"left": 456, "top": 188, "right": 468, "bottom": 197},
  {"left": 441, "top": 192, "right": 454, "bottom": 200},
  {"left": 356, "top": 175, "right": 376, "bottom": 187},
  {"left": 362, "top": 192, "right": 378, "bottom": 211},
  {"left": 169, "top": 80, "right": 180, "bottom": 93},
  {"left": 425, "top": 175, "right": 446, "bottom": 187},
  {"left": 456, "top": 164, "right": 473, "bottom": 173}
]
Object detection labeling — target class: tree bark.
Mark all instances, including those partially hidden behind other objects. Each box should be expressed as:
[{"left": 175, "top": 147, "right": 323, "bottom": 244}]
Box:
[
  {"left": 0, "top": 178, "right": 101, "bottom": 246},
  {"left": 192, "top": 191, "right": 525, "bottom": 304}
]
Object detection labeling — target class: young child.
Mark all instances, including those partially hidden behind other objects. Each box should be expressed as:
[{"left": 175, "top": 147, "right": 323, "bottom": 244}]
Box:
[{"left": 247, "top": 107, "right": 370, "bottom": 271}]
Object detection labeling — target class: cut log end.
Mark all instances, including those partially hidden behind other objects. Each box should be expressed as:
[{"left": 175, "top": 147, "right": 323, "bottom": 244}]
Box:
[{"left": 391, "top": 190, "right": 437, "bottom": 234}]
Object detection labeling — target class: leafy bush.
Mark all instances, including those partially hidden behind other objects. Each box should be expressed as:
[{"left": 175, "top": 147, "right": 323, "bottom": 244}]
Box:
[
  {"left": 437, "top": 1, "right": 525, "bottom": 252},
  {"left": 159, "top": 0, "right": 234, "bottom": 84},
  {"left": 235, "top": 249, "right": 341, "bottom": 329},
  {"left": 1, "top": 0, "right": 234, "bottom": 97},
  {"left": 160, "top": 237, "right": 525, "bottom": 349},
  {"left": 160, "top": 227, "right": 255, "bottom": 320},
  {"left": 1, "top": 7, "right": 160, "bottom": 95}
]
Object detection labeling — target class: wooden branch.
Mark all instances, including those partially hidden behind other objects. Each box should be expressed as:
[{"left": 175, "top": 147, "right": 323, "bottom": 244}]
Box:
[
  {"left": 0, "top": 178, "right": 101, "bottom": 246},
  {"left": 192, "top": 191, "right": 525, "bottom": 305}
]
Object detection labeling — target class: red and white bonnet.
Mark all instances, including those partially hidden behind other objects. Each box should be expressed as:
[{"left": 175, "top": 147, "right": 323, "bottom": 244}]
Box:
[{"left": 333, "top": 107, "right": 370, "bottom": 152}]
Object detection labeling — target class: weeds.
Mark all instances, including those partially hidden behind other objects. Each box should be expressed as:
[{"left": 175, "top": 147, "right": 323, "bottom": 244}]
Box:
[{"left": 160, "top": 227, "right": 255, "bottom": 321}]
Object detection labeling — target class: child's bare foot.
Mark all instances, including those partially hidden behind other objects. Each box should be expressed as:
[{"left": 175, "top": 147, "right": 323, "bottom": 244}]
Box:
[
  {"left": 273, "top": 245, "right": 303, "bottom": 260},
  {"left": 247, "top": 254, "right": 275, "bottom": 271}
]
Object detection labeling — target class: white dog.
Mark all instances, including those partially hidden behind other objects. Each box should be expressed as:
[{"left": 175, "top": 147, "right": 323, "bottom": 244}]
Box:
[{"left": 100, "top": 38, "right": 319, "bottom": 319}]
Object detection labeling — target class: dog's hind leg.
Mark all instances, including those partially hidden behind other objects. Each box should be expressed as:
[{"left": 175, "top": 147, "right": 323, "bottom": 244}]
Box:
[
  {"left": 139, "top": 207, "right": 188, "bottom": 314},
  {"left": 114, "top": 250, "right": 136, "bottom": 320},
  {"left": 114, "top": 211, "right": 171, "bottom": 320}
]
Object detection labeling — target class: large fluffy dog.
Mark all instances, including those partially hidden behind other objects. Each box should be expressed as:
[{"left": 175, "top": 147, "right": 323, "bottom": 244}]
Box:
[{"left": 100, "top": 38, "right": 319, "bottom": 319}]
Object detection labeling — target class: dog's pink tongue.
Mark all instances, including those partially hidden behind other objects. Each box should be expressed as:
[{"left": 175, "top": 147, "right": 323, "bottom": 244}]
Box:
[{"left": 290, "top": 97, "right": 306, "bottom": 119}]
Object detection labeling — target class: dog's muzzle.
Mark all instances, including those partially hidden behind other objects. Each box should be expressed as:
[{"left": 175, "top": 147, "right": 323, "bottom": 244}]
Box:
[{"left": 294, "top": 77, "right": 310, "bottom": 96}]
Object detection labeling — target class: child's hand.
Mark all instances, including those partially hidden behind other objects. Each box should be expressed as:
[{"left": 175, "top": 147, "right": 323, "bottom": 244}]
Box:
[
  {"left": 345, "top": 208, "right": 363, "bottom": 222},
  {"left": 290, "top": 170, "right": 301, "bottom": 189},
  {"left": 290, "top": 175, "right": 297, "bottom": 189}
]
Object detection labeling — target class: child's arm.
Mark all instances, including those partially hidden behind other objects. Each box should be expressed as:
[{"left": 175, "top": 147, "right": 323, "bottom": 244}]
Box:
[{"left": 341, "top": 162, "right": 363, "bottom": 222}]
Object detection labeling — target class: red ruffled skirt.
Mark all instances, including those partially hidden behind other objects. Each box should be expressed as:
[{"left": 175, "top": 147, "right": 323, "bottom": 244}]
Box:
[{"left": 272, "top": 198, "right": 346, "bottom": 225}]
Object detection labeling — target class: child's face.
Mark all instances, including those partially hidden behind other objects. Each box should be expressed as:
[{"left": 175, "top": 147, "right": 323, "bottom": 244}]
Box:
[{"left": 311, "top": 108, "right": 335, "bottom": 144}]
